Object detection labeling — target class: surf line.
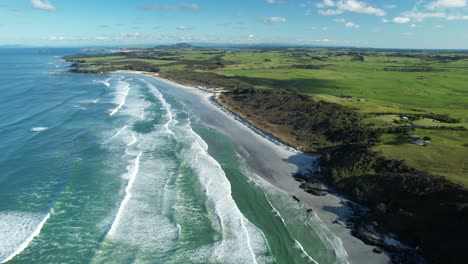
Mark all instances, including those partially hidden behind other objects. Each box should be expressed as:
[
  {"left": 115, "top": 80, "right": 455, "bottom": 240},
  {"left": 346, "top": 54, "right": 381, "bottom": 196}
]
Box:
[
  {"left": 107, "top": 151, "right": 143, "bottom": 236},
  {"left": 103, "top": 78, "right": 112, "bottom": 87},
  {"left": 109, "top": 81, "right": 130, "bottom": 116},
  {"left": 0, "top": 212, "right": 51, "bottom": 263},
  {"left": 264, "top": 193, "right": 319, "bottom": 264},
  {"left": 110, "top": 125, "right": 128, "bottom": 140},
  {"left": 139, "top": 79, "right": 176, "bottom": 136},
  {"left": 184, "top": 124, "right": 259, "bottom": 264},
  {"left": 127, "top": 132, "right": 137, "bottom": 146}
]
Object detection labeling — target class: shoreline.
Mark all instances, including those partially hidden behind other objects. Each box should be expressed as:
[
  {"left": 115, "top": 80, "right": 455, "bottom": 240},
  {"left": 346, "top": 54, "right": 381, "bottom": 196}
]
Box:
[{"left": 117, "top": 70, "right": 393, "bottom": 263}]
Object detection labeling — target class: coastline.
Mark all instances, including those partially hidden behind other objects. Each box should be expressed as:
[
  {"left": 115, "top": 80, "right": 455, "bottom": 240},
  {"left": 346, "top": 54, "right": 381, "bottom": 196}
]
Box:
[{"left": 117, "top": 70, "right": 392, "bottom": 264}]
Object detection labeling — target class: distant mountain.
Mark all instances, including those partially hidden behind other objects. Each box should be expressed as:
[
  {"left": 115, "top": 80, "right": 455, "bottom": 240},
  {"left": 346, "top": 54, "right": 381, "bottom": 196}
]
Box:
[{"left": 154, "top": 43, "right": 194, "bottom": 50}]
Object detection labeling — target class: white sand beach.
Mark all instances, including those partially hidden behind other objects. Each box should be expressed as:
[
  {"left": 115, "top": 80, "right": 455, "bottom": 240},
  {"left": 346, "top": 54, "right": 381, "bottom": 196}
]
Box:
[{"left": 122, "top": 71, "right": 392, "bottom": 264}]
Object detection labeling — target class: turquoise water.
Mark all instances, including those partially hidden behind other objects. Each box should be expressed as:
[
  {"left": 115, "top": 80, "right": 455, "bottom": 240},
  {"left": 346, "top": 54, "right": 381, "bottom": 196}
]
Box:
[{"left": 0, "top": 48, "right": 346, "bottom": 263}]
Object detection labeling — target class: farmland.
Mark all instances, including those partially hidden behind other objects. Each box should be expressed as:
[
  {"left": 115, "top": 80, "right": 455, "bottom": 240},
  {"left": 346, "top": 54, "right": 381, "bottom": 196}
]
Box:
[{"left": 65, "top": 46, "right": 468, "bottom": 186}]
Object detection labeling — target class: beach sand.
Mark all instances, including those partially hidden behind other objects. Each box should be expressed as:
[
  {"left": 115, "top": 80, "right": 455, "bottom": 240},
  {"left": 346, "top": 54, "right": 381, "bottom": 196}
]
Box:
[{"left": 123, "top": 71, "right": 391, "bottom": 264}]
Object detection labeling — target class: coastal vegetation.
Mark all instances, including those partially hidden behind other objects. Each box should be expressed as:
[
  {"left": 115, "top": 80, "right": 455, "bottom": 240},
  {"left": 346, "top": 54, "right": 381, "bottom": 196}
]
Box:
[{"left": 65, "top": 44, "right": 468, "bottom": 263}]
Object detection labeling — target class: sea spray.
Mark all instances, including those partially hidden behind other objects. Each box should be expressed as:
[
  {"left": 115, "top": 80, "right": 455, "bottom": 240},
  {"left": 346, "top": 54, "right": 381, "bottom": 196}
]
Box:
[
  {"left": 0, "top": 212, "right": 51, "bottom": 263},
  {"left": 103, "top": 78, "right": 112, "bottom": 87},
  {"left": 109, "top": 81, "right": 130, "bottom": 116},
  {"left": 182, "top": 123, "right": 267, "bottom": 263},
  {"left": 140, "top": 79, "right": 177, "bottom": 136},
  {"left": 256, "top": 174, "right": 350, "bottom": 263},
  {"left": 107, "top": 151, "right": 142, "bottom": 236}
]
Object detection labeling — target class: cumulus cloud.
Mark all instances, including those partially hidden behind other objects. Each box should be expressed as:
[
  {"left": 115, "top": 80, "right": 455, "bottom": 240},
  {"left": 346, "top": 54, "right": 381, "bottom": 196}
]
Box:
[
  {"left": 263, "top": 16, "right": 287, "bottom": 23},
  {"left": 345, "top": 22, "right": 360, "bottom": 28},
  {"left": 265, "top": 0, "right": 287, "bottom": 4},
  {"left": 393, "top": 0, "right": 468, "bottom": 24},
  {"left": 31, "top": 0, "right": 56, "bottom": 11},
  {"left": 401, "top": 10, "right": 447, "bottom": 22},
  {"left": 308, "top": 26, "right": 328, "bottom": 31},
  {"left": 333, "top": 17, "right": 360, "bottom": 28},
  {"left": 138, "top": 3, "right": 199, "bottom": 11},
  {"left": 176, "top": 25, "right": 193, "bottom": 30},
  {"left": 333, "top": 18, "right": 347, "bottom": 23},
  {"left": 426, "top": 0, "right": 467, "bottom": 10},
  {"left": 393, "top": 16, "right": 411, "bottom": 23},
  {"left": 316, "top": 0, "right": 336, "bottom": 8},
  {"left": 316, "top": 0, "right": 385, "bottom": 16},
  {"left": 337, "top": 0, "right": 386, "bottom": 16},
  {"left": 319, "top": 9, "right": 343, "bottom": 15},
  {"left": 446, "top": 14, "right": 468, "bottom": 19}
]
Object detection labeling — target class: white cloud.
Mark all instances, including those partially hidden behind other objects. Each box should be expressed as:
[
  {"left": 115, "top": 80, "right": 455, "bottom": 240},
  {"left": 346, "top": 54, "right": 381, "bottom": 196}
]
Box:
[
  {"left": 426, "top": 0, "right": 467, "bottom": 10},
  {"left": 263, "top": 16, "right": 287, "bottom": 23},
  {"left": 316, "top": 0, "right": 386, "bottom": 16},
  {"left": 334, "top": 18, "right": 360, "bottom": 29},
  {"left": 265, "top": 0, "right": 287, "bottom": 4},
  {"left": 176, "top": 26, "right": 193, "bottom": 30},
  {"left": 31, "top": 0, "right": 56, "bottom": 11},
  {"left": 382, "top": 18, "right": 390, "bottom": 23},
  {"left": 393, "top": 16, "right": 411, "bottom": 23},
  {"left": 401, "top": 10, "right": 446, "bottom": 22},
  {"left": 384, "top": 4, "right": 397, "bottom": 9},
  {"left": 48, "top": 36, "right": 88, "bottom": 41},
  {"left": 345, "top": 22, "right": 360, "bottom": 28},
  {"left": 316, "top": 0, "right": 336, "bottom": 8},
  {"left": 319, "top": 9, "right": 343, "bottom": 15},
  {"left": 333, "top": 18, "right": 347, "bottom": 23},
  {"left": 95, "top": 36, "right": 110, "bottom": 41},
  {"left": 125, "top": 32, "right": 142, "bottom": 38},
  {"left": 337, "top": 0, "right": 386, "bottom": 16},
  {"left": 308, "top": 26, "right": 328, "bottom": 31},
  {"left": 446, "top": 14, "right": 468, "bottom": 19},
  {"left": 138, "top": 3, "right": 199, "bottom": 11},
  {"left": 394, "top": 0, "right": 468, "bottom": 23}
]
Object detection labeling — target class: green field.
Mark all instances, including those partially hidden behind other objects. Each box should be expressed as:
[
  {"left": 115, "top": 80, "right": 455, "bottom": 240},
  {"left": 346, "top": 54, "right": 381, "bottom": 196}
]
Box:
[{"left": 65, "top": 46, "right": 468, "bottom": 186}]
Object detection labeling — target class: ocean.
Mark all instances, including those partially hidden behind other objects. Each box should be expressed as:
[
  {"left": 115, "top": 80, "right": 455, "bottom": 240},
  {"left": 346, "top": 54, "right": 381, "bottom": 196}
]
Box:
[{"left": 0, "top": 48, "right": 348, "bottom": 263}]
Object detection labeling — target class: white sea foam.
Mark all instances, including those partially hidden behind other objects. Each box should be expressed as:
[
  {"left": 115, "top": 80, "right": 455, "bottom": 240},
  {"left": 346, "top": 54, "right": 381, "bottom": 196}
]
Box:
[
  {"left": 30, "top": 127, "right": 48, "bottom": 132},
  {"left": 103, "top": 78, "right": 112, "bottom": 87},
  {"left": 176, "top": 223, "right": 182, "bottom": 239},
  {"left": 0, "top": 211, "right": 50, "bottom": 263},
  {"left": 263, "top": 178, "right": 350, "bottom": 263},
  {"left": 306, "top": 209, "right": 351, "bottom": 263},
  {"left": 109, "top": 81, "right": 130, "bottom": 116},
  {"left": 107, "top": 151, "right": 142, "bottom": 236},
  {"left": 110, "top": 125, "right": 127, "bottom": 140},
  {"left": 96, "top": 128, "right": 180, "bottom": 258},
  {"left": 120, "top": 81, "right": 268, "bottom": 262},
  {"left": 181, "top": 122, "right": 267, "bottom": 263},
  {"left": 127, "top": 132, "right": 137, "bottom": 146},
  {"left": 293, "top": 240, "right": 319, "bottom": 264},
  {"left": 140, "top": 79, "right": 176, "bottom": 136},
  {"left": 263, "top": 192, "right": 318, "bottom": 264}
]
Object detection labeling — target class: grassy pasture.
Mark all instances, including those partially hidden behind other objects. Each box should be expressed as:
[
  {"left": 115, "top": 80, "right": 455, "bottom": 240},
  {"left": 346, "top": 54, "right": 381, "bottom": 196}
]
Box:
[{"left": 66, "top": 47, "right": 468, "bottom": 186}]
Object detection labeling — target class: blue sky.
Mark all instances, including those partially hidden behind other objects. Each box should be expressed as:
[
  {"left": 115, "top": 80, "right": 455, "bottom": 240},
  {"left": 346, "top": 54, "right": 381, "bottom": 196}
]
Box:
[{"left": 1, "top": 0, "right": 467, "bottom": 48}]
